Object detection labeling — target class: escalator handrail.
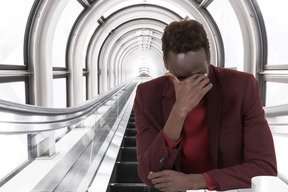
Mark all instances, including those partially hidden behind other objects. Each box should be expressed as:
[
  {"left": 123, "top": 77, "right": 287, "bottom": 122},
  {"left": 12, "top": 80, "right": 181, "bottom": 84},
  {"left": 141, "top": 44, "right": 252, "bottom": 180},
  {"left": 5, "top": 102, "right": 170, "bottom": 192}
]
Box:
[
  {"left": 1, "top": 82, "right": 128, "bottom": 115},
  {"left": 0, "top": 79, "right": 138, "bottom": 134},
  {"left": 264, "top": 104, "right": 288, "bottom": 117}
]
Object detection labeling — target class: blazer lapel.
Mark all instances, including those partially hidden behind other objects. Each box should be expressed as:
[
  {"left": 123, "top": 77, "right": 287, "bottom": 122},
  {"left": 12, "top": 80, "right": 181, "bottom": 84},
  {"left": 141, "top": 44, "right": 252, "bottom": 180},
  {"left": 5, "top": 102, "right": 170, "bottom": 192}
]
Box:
[
  {"left": 161, "top": 77, "right": 176, "bottom": 123},
  {"left": 206, "top": 65, "right": 222, "bottom": 168}
]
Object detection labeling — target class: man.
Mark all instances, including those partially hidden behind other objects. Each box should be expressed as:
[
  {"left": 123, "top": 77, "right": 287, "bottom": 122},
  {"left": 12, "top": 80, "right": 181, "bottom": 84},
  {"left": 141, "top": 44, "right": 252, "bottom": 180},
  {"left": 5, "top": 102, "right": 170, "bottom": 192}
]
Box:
[{"left": 133, "top": 20, "right": 277, "bottom": 191}]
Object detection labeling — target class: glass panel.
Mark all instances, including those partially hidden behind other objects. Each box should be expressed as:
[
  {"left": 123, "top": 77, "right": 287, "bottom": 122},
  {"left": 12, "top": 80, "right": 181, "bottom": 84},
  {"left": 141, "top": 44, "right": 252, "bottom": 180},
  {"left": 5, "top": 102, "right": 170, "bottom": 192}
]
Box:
[
  {"left": 0, "top": 134, "right": 28, "bottom": 180},
  {"left": 265, "top": 82, "right": 288, "bottom": 107},
  {"left": 55, "top": 127, "right": 69, "bottom": 142},
  {"left": 53, "top": 78, "right": 67, "bottom": 108},
  {"left": 208, "top": 1, "right": 244, "bottom": 71},
  {"left": 0, "top": 1, "right": 34, "bottom": 65},
  {"left": 53, "top": 78, "right": 68, "bottom": 141},
  {"left": 0, "top": 82, "right": 26, "bottom": 104},
  {"left": 83, "top": 76, "right": 87, "bottom": 102},
  {"left": 52, "top": 1, "right": 83, "bottom": 67},
  {"left": 258, "top": 1, "right": 288, "bottom": 64}
]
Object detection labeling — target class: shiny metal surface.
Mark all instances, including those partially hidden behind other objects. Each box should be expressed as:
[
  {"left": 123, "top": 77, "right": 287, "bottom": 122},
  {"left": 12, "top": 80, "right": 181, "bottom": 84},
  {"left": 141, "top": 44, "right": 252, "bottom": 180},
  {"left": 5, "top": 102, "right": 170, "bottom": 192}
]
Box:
[
  {"left": 88, "top": 90, "right": 135, "bottom": 192},
  {"left": 0, "top": 80, "right": 137, "bottom": 134},
  {"left": 264, "top": 104, "right": 288, "bottom": 117},
  {"left": 264, "top": 104, "right": 288, "bottom": 133},
  {"left": 31, "top": 80, "right": 137, "bottom": 192},
  {"left": 251, "top": 176, "right": 288, "bottom": 191}
]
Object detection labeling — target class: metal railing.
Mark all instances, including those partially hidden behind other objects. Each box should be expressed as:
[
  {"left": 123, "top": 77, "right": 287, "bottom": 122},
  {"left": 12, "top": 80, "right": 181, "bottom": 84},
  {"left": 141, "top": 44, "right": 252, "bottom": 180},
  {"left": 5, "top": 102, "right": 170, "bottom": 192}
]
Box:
[
  {"left": 264, "top": 104, "right": 288, "bottom": 134},
  {"left": 31, "top": 79, "right": 138, "bottom": 192},
  {"left": 0, "top": 79, "right": 138, "bottom": 134},
  {"left": 264, "top": 104, "right": 288, "bottom": 118},
  {"left": 0, "top": 79, "right": 139, "bottom": 191}
]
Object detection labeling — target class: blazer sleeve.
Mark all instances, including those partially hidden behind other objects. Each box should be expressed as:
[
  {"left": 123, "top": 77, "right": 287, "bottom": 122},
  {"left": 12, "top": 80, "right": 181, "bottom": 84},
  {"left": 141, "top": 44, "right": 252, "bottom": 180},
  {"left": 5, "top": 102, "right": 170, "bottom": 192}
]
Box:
[
  {"left": 206, "top": 75, "right": 277, "bottom": 191},
  {"left": 133, "top": 85, "right": 181, "bottom": 186}
]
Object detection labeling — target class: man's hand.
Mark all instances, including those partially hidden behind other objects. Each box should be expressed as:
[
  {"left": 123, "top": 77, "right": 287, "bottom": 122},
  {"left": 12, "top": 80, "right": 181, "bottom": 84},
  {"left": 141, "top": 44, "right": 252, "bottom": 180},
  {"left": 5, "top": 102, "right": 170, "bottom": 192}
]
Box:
[
  {"left": 162, "top": 72, "right": 213, "bottom": 142},
  {"left": 166, "top": 72, "right": 212, "bottom": 116},
  {"left": 148, "top": 170, "right": 206, "bottom": 192}
]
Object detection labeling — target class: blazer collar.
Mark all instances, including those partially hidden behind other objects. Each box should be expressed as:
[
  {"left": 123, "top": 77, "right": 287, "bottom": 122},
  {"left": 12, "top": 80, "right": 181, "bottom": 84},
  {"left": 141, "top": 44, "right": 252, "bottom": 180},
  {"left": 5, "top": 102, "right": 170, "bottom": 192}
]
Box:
[{"left": 161, "top": 65, "right": 222, "bottom": 168}]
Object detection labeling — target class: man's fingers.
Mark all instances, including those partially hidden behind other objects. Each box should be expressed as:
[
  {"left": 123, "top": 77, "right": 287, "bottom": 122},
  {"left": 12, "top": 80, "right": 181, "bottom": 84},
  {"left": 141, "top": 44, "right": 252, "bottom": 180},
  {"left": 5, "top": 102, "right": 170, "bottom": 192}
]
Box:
[
  {"left": 202, "top": 82, "right": 213, "bottom": 94},
  {"left": 148, "top": 171, "right": 164, "bottom": 180},
  {"left": 147, "top": 171, "right": 154, "bottom": 180},
  {"left": 148, "top": 171, "right": 167, "bottom": 190},
  {"left": 151, "top": 177, "right": 165, "bottom": 185},
  {"left": 188, "top": 73, "right": 208, "bottom": 83},
  {"left": 165, "top": 72, "right": 180, "bottom": 86},
  {"left": 199, "top": 76, "right": 211, "bottom": 88}
]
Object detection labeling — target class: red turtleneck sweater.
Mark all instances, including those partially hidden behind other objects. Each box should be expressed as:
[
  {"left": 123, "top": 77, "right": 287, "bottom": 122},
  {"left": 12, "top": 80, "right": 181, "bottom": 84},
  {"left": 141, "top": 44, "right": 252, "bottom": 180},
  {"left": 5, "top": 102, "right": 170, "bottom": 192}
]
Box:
[{"left": 162, "top": 98, "right": 219, "bottom": 190}]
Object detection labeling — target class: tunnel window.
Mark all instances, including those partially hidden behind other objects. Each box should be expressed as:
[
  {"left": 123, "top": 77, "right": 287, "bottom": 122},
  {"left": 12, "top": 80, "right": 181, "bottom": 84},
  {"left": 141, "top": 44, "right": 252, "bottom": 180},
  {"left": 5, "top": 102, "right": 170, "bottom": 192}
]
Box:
[
  {"left": 0, "top": 2, "right": 33, "bottom": 185},
  {"left": 52, "top": 1, "right": 83, "bottom": 67},
  {"left": 0, "top": 134, "right": 28, "bottom": 183},
  {"left": 52, "top": 77, "right": 69, "bottom": 141},
  {"left": 258, "top": 0, "right": 288, "bottom": 109},
  {"left": 53, "top": 78, "right": 67, "bottom": 108},
  {"left": 258, "top": 1, "right": 288, "bottom": 65},
  {"left": 0, "top": 81, "right": 26, "bottom": 104},
  {"left": 258, "top": 1, "right": 288, "bottom": 180},
  {"left": 82, "top": 75, "right": 87, "bottom": 102},
  {"left": 0, "top": 1, "right": 34, "bottom": 65},
  {"left": 265, "top": 82, "right": 288, "bottom": 107},
  {"left": 208, "top": 1, "right": 243, "bottom": 71}
]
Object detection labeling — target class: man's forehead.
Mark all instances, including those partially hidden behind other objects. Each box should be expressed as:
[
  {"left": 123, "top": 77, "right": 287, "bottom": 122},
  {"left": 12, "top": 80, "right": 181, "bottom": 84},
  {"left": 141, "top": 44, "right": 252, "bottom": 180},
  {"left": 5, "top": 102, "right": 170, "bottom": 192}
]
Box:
[
  {"left": 167, "top": 50, "right": 208, "bottom": 77},
  {"left": 168, "top": 51, "right": 206, "bottom": 66},
  {"left": 175, "top": 53, "right": 190, "bottom": 64}
]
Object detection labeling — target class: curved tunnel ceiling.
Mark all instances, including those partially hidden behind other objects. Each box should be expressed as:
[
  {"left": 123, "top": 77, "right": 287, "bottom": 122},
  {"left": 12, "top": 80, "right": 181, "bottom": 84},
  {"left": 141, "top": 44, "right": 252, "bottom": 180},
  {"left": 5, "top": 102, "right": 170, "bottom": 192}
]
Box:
[
  {"left": 68, "top": 0, "right": 222, "bottom": 96},
  {"left": 29, "top": 0, "right": 265, "bottom": 105}
]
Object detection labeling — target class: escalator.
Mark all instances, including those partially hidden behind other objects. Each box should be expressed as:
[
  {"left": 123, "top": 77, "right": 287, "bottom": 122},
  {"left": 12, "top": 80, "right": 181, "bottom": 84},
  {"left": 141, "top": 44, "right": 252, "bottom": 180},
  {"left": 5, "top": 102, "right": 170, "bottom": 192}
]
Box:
[{"left": 107, "top": 111, "right": 159, "bottom": 192}]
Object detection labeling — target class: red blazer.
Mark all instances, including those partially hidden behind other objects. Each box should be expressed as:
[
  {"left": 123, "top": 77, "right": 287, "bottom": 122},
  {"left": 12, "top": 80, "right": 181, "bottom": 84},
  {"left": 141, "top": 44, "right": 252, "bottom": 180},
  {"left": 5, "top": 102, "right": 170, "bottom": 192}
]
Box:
[{"left": 133, "top": 65, "right": 277, "bottom": 191}]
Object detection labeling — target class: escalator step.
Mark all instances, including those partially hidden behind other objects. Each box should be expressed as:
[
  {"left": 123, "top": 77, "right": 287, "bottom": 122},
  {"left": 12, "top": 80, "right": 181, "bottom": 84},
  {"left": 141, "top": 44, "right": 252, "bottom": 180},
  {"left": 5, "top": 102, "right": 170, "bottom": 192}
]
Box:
[
  {"left": 108, "top": 183, "right": 160, "bottom": 192},
  {"left": 129, "top": 116, "right": 135, "bottom": 122},
  {"left": 107, "top": 111, "right": 154, "bottom": 192},
  {"left": 125, "top": 128, "right": 137, "bottom": 136},
  {"left": 117, "top": 147, "right": 137, "bottom": 161},
  {"left": 127, "top": 122, "right": 136, "bottom": 128},
  {"left": 123, "top": 136, "right": 136, "bottom": 147},
  {"left": 113, "top": 162, "right": 142, "bottom": 183}
]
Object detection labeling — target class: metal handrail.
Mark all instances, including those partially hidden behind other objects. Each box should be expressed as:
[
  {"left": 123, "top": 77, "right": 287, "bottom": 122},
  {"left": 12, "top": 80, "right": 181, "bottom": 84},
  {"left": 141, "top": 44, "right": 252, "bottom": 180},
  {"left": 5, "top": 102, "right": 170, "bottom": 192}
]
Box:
[
  {"left": 0, "top": 79, "right": 138, "bottom": 134},
  {"left": 1, "top": 79, "right": 284, "bottom": 134},
  {"left": 264, "top": 104, "right": 288, "bottom": 117}
]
